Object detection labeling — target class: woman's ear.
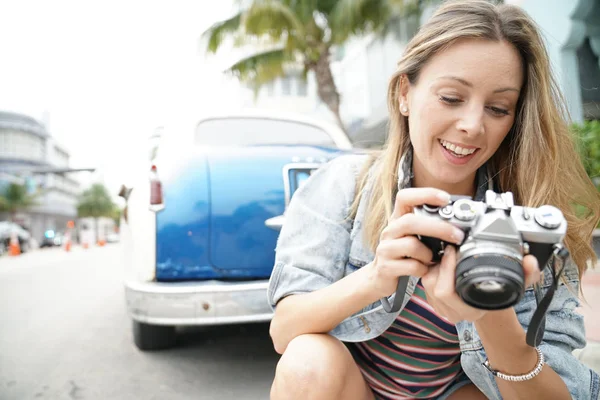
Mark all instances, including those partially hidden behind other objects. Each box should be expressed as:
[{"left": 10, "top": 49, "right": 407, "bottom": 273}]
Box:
[{"left": 398, "top": 74, "right": 411, "bottom": 116}]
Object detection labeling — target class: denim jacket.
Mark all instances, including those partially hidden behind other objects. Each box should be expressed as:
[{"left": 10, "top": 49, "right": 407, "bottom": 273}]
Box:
[{"left": 268, "top": 153, "right": 600, "bottom": 399}]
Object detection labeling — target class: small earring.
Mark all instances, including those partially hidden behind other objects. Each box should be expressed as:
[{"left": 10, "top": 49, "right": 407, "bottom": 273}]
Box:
[{"left": 401, "top": 103, "right": 408, "bottom": 113}]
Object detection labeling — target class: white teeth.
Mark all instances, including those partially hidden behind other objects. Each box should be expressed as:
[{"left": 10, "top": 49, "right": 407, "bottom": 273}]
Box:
[{"left": 440, "top": 139, "right": 477, "bottom": 156}]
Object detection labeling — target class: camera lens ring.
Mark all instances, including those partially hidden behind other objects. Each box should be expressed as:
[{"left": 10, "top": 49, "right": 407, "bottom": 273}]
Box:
[{"left": 455, "top": 254, "right": 524, "bottom": 310}]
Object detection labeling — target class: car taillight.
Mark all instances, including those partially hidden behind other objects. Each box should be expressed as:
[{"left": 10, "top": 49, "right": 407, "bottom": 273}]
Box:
[{"left": 149, "top": 165, "right": 164, "bottom": 209}]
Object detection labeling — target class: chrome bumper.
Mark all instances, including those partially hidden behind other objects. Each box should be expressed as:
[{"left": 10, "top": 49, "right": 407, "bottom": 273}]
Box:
[{"left": 125, "top": 279, "right": 273, "bottom": 326}]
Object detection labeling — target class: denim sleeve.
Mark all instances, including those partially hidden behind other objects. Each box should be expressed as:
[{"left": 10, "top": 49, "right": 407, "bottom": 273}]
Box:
[
  {"left": 514, "top": 274, "right": 599, "bottom": 399},
  {"left": 267, "top": 154, "right": 367, "bottom": 309},
  {"left": 465, "top": 265, "right": 599, "bottom": 400}
]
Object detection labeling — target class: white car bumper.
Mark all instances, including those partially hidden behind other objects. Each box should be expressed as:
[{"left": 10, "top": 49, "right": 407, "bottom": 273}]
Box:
[{"left": 125, "top": 279, "right": 273, "bottom": 326}]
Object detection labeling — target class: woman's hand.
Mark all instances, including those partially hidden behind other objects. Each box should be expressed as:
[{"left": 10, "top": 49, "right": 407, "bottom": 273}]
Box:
[
  {"left": 421, "top": 246, "right": 542, "bottom": 324},
  {"left": 367, "top": 188, "right": 466, "bottom": 299}
]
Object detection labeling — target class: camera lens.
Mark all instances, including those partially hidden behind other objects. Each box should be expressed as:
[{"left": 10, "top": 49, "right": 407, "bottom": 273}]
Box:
[
  {"left": 455, "top": 254, "right": 524, "bottom": 310},
  {"left": 474, "top": 280, "right": 505, "bottom": 293}
]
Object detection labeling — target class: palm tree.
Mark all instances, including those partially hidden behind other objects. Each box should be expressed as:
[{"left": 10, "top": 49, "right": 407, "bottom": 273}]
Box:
[
  {"left": 201, "top": 0, "right": 421, "bottom": 132},
  {"left": 76, "top": 184, "right": 116, "bottom": 243},
  {"left": 0, "top": 182, "right": 38, "bottom": 222}
]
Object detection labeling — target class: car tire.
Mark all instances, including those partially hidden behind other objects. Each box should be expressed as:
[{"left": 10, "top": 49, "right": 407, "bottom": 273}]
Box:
[{"left": 132, "top": 320, "right": 176, "bottom": 351}]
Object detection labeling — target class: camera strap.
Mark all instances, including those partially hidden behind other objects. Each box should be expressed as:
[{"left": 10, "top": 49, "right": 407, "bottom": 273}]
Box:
[
  {"left": 525, "top": 244, "right": 570, "bottom": 347},
  {"left": 381, "top": 276, "right": 410, "bottom": 313}
]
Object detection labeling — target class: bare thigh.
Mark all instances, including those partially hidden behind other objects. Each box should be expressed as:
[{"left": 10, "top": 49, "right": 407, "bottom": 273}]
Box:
[
  {"left": 270, "top": 334, "right": 375, "bottom": 400},
  {"left": 446, "top": 383, "right": 487, "bottom": 400}
]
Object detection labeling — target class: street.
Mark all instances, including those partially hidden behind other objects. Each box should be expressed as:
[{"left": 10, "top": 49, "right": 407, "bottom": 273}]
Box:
[
  {"left": 1, "top": 243, "right": 598, "bottom": 400},
  {"left": 0, "top": 245, "right": 279, "bottom": 400}
]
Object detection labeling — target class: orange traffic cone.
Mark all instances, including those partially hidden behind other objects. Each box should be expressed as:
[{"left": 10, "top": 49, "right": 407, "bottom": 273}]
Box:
[
  {"left": 64, "top": 231, "right": 72, "bottom": 252},
  {"left": 9, "top": 231, "right": 21, "bottom": 256},
  {"left": 65, "top": 221, "right": 75, "bottom": 252},
  {"left": 81, "top": 229, "right": 89, "bottom": 249}
]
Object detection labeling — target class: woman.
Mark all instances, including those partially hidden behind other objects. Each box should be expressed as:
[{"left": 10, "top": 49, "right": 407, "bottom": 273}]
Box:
[{"left": 267, "top": 1, "right": 600, "bottom": 399}]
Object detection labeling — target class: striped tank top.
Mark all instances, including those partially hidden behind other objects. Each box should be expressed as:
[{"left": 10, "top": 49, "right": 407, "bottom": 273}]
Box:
[{"left": 348, "top": 280, "right": 468, "bottom": 399}]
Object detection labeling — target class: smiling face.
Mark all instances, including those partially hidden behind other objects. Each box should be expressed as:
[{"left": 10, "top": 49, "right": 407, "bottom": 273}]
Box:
[{"left": 400, "top": 38, "right": 524, "bottom": 196}]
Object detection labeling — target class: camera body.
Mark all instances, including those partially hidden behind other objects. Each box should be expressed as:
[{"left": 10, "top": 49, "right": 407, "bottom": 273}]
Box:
[{"left": 414, "top": 190, "right": 567, "bottom": 310}]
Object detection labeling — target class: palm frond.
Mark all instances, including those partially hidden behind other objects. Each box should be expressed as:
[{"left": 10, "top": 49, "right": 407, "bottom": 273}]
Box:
[
  {"left": 315, "top": 0, "right": 339, "bottom": 15},
  {"left": 243, "top": 1, "right": 306, "bottom": 46},
  {"left": 329, "top": 0, "right": 422, "bottom": 44},
  {"left": 329, "top": 0, "right": 389, "bottom": 42},
  {"left": 202, "top": 12, "right": 243, "bottom": 54},
  {"left": 280, "top": 0, "right": 319, "bottom": 24},
  {"left": 225, "top": 48, "right": 294, "bottom": 91}
]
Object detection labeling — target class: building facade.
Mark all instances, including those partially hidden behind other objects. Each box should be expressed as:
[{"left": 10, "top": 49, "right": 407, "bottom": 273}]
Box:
[
  {"left": 0, "top": 111, "right": 81, "bottom": 244},
  {"left": 239, "top": 65, "right": 341, "bottom": 126}
]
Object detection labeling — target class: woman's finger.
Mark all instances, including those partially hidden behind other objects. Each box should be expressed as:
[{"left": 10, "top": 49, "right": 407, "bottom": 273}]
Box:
[
  {"left": 421, "top": 267, "right": 459, "bottom": 323},
  {"left": 382, "top": 213, "right": 465, "bottom": 245},
  {"left": 422, "top": 248, "right": 486, "bottom": 323},
  {"left": 377, "top": 258, "right": 430, "bottom": 279},
  {"left": 435, "top": 246, "right": 458, "bottom": 299},
  {"left": 375, "top": 236, "right": 434, "bottom": 265},
  {"left": 421, "top": 263, "right": 440, "bottom": 296},
  {"left": 523, "top": 254, "right": 541, "bottom": 288},
  {"left": 391, "top": 188, "right": 451, "bottom": 220}
]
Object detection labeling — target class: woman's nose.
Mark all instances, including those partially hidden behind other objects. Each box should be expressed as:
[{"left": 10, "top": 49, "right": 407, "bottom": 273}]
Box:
[{"left": 455, "top": 105, "right": 485, "bottom": 137}]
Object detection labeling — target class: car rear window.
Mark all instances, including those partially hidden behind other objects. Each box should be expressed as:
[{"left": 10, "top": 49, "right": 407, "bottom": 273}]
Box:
[{"left": 194, "top": 118, "right": 336, "bottom": 147}]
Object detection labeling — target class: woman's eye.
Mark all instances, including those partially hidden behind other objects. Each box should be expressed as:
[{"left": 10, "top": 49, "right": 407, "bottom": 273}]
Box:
[
  {"left": 488, "top": 106, "right": 510, "bottom": 116},
  {"left": 439, "top": 95, "right": 462, "bottom": 105},
  {"left": 439, "top": 95, "right": 510, "bottom": 116}
]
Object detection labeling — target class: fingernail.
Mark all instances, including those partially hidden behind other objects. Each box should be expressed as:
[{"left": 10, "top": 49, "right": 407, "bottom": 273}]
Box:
[
  {"left": 452, "top": 228, "right": 465, "bottom": 244},
  {"left": 438, "top": 192, "right": 451, "bottom": 204}
]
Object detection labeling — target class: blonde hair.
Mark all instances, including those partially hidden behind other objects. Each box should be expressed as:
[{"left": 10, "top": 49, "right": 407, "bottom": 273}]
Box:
[{"left": 351, "top": 0, "right": 600, "bottom": 279}]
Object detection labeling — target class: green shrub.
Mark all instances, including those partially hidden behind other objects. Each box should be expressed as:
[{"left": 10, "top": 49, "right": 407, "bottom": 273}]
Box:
[{"left": 572, "top": 120, "right": 600, "bottom": 191}]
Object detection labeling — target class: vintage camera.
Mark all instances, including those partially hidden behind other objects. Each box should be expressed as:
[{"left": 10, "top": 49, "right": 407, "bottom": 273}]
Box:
[{"left": 414, "top": 191, "right": 567, "bottom": 310}]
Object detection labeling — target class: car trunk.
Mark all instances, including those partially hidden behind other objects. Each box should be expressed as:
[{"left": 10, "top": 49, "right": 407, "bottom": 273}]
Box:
[{"left": 155, "top": 145, "right": 343, "bottom": 281}]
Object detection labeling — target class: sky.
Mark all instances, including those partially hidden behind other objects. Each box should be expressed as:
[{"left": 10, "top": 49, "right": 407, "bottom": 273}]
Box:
[{"left": 0, "top": 0, "right": 250, "bottom": 200}]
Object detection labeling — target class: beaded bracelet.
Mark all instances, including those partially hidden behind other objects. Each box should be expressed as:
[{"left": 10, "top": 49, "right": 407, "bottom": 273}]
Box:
[{"left": 482, "top": 347, "right": 545, "bottom": 382}]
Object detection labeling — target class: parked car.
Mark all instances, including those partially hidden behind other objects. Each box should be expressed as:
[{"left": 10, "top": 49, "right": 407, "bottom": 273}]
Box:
[
  {"left": 106, "top": 233, "right": 120, "bottom": 243},
  {"left": 0, "top": 221, "right": 32, "bottom": 253},
  {"left": 119, "top": 110, "right": 355, "bottom": 350},
  {"left": 40, "top": 230, "right": 63, "bottom": 248}
]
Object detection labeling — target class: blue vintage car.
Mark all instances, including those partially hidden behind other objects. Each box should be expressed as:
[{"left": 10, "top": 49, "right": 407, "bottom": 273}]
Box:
[{"left": 119, "top": 110, "right": 354, "bottom": 350}]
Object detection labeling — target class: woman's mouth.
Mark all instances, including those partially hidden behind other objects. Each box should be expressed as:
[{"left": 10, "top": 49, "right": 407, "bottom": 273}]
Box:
[{"left": 439, "top": 139, "right": 480, "bottom": 165}]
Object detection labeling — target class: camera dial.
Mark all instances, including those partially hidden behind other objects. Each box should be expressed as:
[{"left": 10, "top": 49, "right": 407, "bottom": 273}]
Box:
[
  {"left": 534, "top": 206, "right": 563, "bottom": 229},
  {"left": 423, "top": 204, "right": 440, "bottom": 213},
  {"left": 439, "top": 205, "right": 454, "bottom": 219},
  {"left": 453, "top": 199, "right": 477, "bottom": 221}
]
